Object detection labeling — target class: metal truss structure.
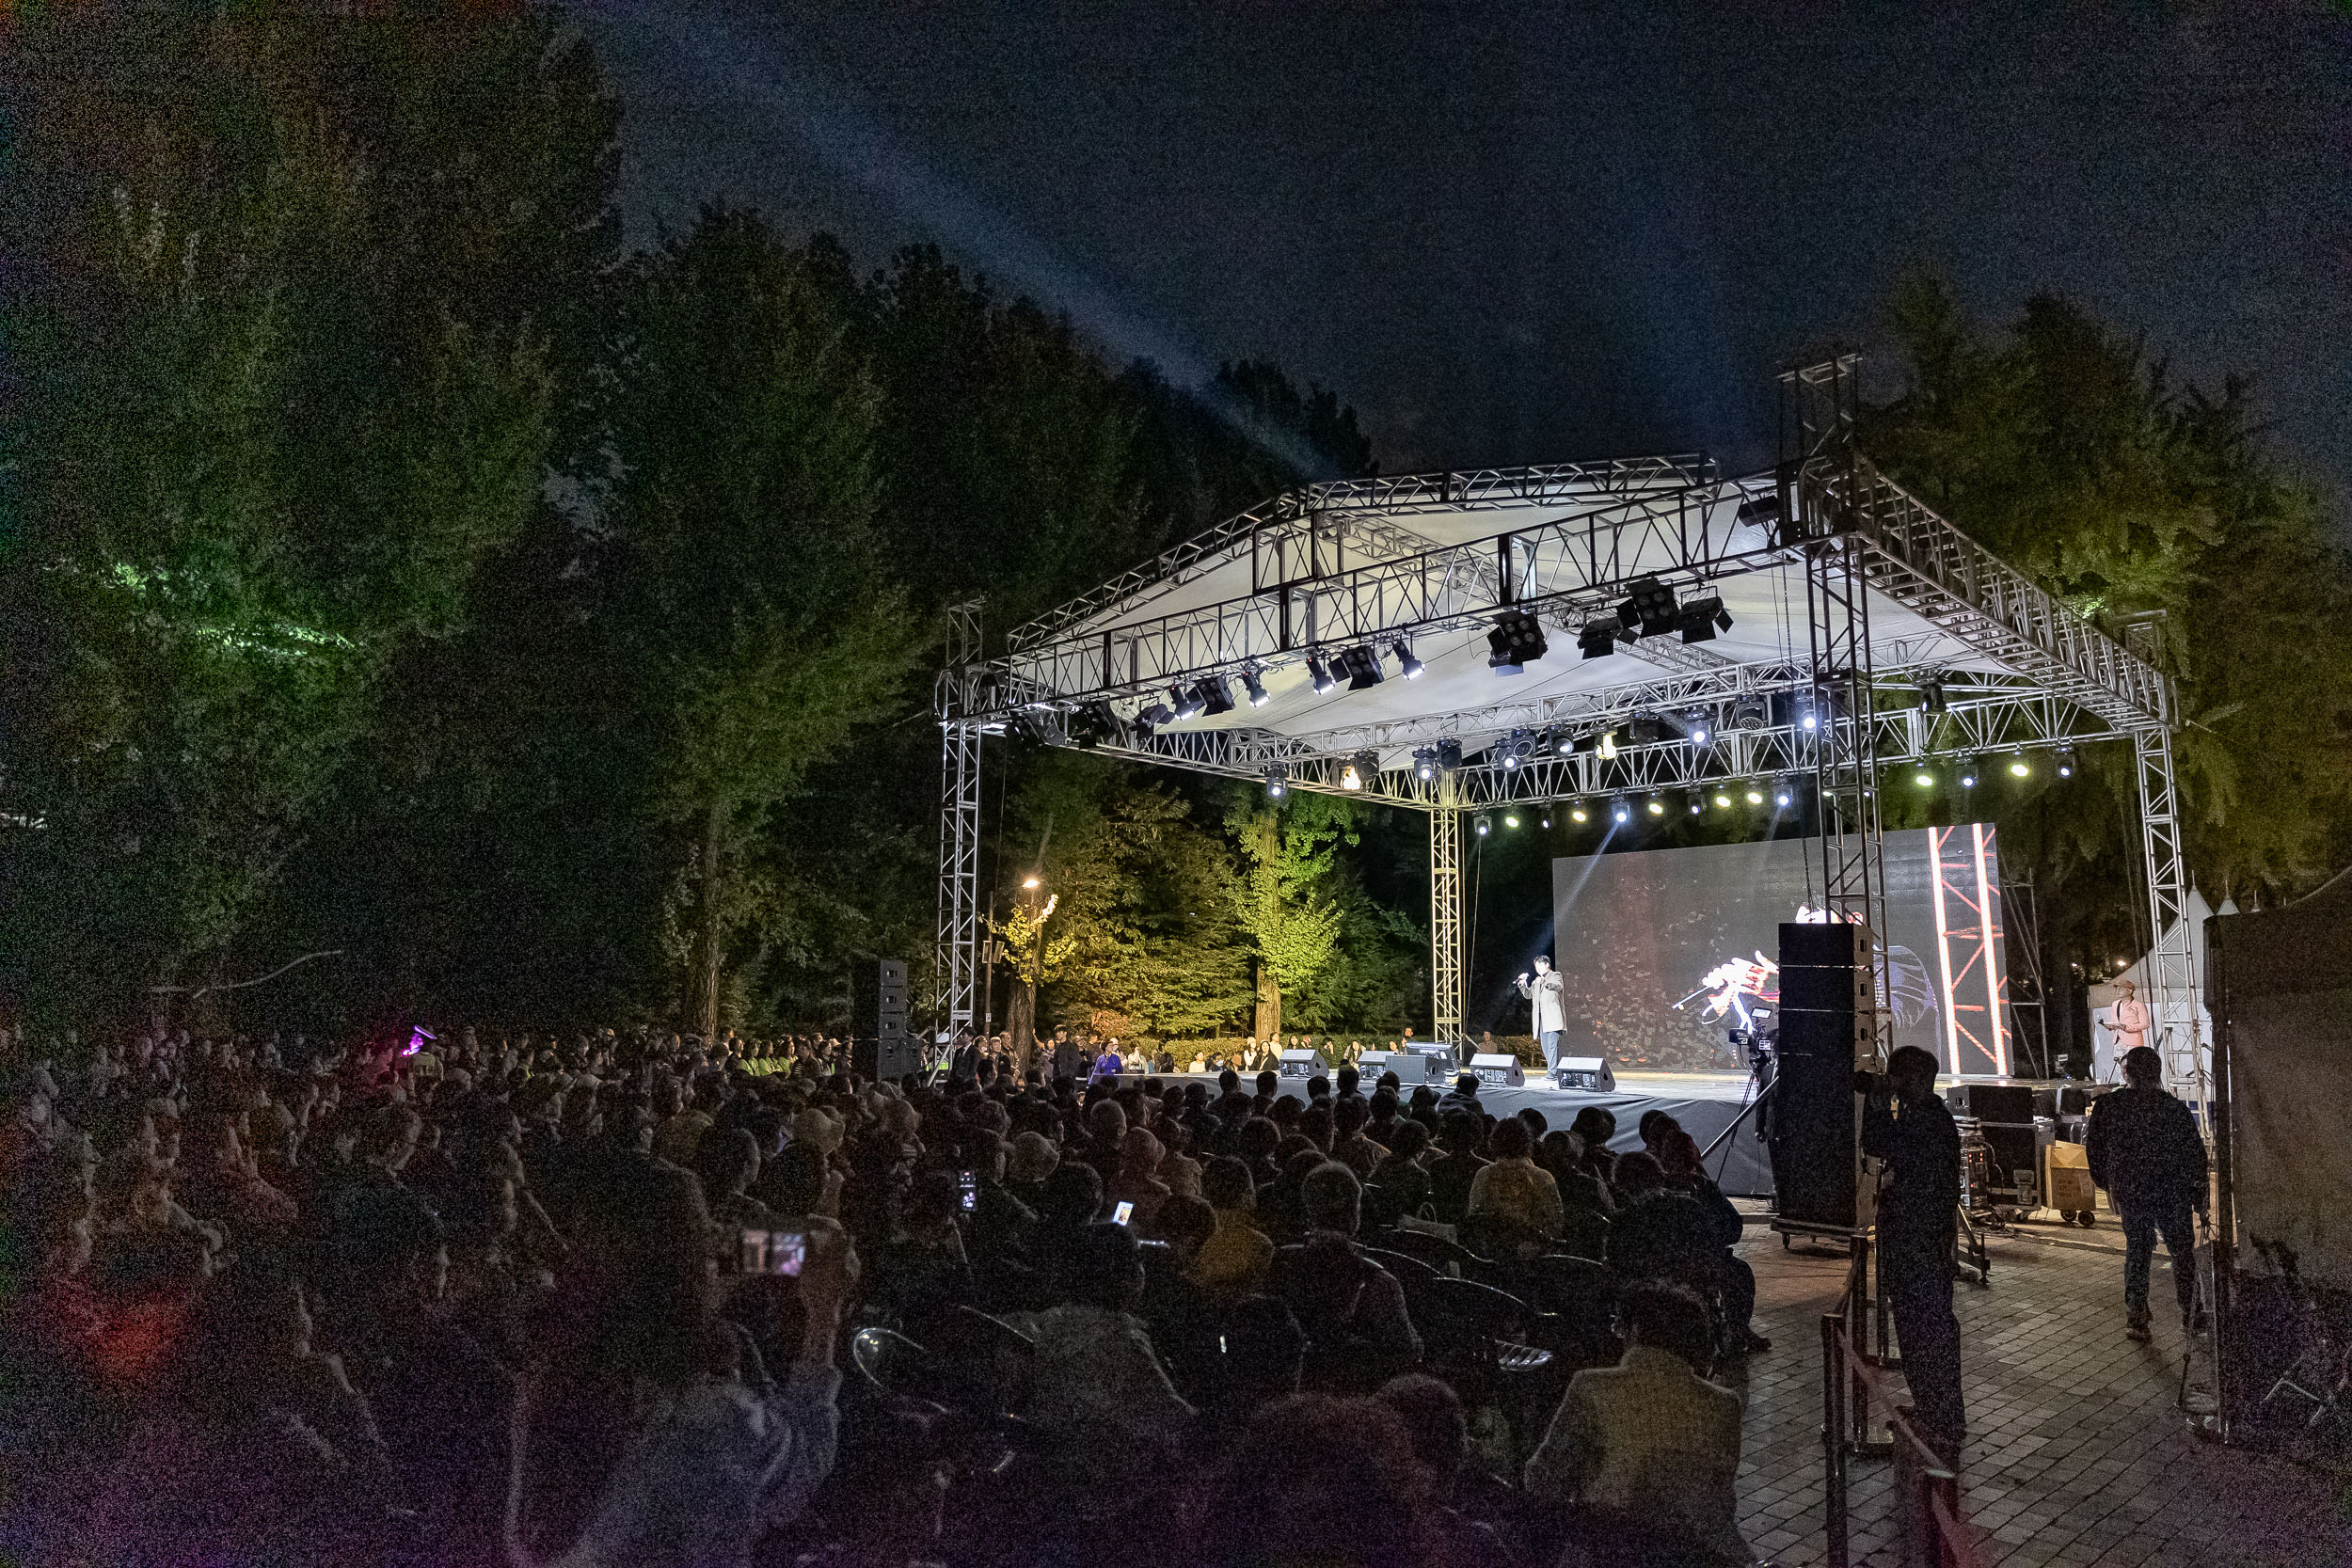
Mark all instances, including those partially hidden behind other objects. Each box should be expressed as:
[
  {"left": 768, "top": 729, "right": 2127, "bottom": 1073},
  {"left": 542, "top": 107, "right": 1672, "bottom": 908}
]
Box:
[
  {"left": 1931, "top": 824, "right": 2012, "bottom": 1077},
  {"left": 1429, "top": 776, "right": 1466, "bottom": 1044},
  {"left": 934, "top": 601, "right": 985, "bottom": 1038},
  {"left": 935, "top": 365, "right": 2202, "bottom": 1087}
]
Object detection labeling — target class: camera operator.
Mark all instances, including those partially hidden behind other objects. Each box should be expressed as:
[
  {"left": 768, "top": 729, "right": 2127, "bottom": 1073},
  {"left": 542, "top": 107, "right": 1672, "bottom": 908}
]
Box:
[{"left": 1857, "top": 1045, "right": 1964, "bottom": 1463}]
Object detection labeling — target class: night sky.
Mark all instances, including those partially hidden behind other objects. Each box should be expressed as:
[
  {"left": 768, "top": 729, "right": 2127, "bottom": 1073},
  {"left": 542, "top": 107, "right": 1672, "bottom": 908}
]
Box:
[{"left": 580, "top": 0, "right": 2349, "bottom": 509}]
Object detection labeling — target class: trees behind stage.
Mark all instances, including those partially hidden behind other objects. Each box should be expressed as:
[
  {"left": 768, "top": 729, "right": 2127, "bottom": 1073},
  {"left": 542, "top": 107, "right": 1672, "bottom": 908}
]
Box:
[{"left": 0, "top": 11, "right": 2341, "bottom": 1050}]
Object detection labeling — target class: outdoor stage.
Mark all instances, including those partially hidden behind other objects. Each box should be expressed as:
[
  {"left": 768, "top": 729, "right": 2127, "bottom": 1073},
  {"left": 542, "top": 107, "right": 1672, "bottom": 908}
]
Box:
[{"left": 1109, "top": 1067, "right": 1776, "bottom": 1196}]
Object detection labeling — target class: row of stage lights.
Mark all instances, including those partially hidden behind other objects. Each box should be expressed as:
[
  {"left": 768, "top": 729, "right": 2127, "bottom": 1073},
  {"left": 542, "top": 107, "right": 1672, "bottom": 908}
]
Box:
[
  {"left": 1111, "top": 572, "right": 1730, "bottom": 738},
  {"left": 1268, "top": 742, "right": 2077, "bottom": 803}
]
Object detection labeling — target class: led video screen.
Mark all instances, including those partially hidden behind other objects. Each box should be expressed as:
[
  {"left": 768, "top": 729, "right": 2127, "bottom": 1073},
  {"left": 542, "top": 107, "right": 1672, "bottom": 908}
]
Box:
[{"left": 1547, "top": 826, "right": 2011, "bottom": 1076}]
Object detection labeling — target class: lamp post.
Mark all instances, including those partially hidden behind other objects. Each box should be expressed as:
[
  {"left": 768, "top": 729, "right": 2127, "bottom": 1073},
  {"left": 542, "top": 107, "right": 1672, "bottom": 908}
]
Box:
[{"left": 1012, "top": 874, "right": 1050, "bottom": 1080}]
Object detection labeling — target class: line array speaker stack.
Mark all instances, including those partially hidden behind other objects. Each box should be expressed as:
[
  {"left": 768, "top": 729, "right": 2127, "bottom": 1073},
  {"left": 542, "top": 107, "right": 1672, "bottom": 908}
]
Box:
[
  {"left": 850, "top": 958, "right": 917, "bottom": 1081},
  {"left": 1771, "top": 921, "right": 1879, "bottom": 1231}
]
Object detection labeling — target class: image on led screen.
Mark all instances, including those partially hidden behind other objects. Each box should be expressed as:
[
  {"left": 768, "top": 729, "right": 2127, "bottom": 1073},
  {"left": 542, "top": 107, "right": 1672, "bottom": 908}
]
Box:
[{"left": 1548, "top": 826, "right": 2010, "bottom": 1076}]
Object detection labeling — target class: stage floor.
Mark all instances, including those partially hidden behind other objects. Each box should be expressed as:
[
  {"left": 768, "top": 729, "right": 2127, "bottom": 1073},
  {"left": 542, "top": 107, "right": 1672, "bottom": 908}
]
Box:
[{"left": 1114, "top": 1068, "right": 1776, "bottom": 1196}]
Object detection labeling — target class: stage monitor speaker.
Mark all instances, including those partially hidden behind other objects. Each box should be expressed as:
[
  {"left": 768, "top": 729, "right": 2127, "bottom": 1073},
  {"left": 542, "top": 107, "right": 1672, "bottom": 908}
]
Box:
[
  {"left": 2057, "top": 1083, "right": 2112, "bottom": 1117},
  {"left": 1406, "top": 1041, "right": 1458, "bottom": 1083},
  {"left": 1356, "top": 1052, "right": 1406, "bottom": 1085},
  {"left": 1470, "top": 1053, "right": 1525, "bottom": 1088},
  {"left": 850, "top": 958, "right": 916, "bottom": 1080},
  {"left": 1766, "top": 1053, "right": 1862, "bottom": 1228},
  {"left": 1551, "top": 1057, "right": 1616, "bottom": 1091},
  {"left": 1278, "top": 1049, "right": 1326, "bottom": 1079}
]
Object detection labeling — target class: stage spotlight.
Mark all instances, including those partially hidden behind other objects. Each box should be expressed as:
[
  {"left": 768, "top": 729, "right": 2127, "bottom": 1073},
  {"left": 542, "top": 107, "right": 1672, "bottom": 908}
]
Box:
[
  {"left": 1503, "top": 812, "right": 1520, "bottom": 829},
  {"left": 1677, "top": 594, "right": 1732, "bottom": 643},
  {"left": 1412, "top": 747, "right": 1438, "bottom": 782},
  {"left": 1241, "top": 667, "right": 1270, "bottom": 707},
  {"left": 1341, "top": 761, "right": 1364, "bottom": 791},
  {"left": 1475, "top": 814, "right": 1492, "bottom": 836},
  {"left": 1959, "top": 759, "right": 1978, "bottom": 789},
  {"left": 1914, "top": 768, "right": 1935, "bottom": 787},
  {"left": 1629, "top": 713, "right": 1668, "bottom": 745},
  {"left": 1687, "top": 791, "right": 1705, "bottom": 816},
  {"left": 1798, "top": 706, "right": 1819, "bottom": 733},
  {"left": 2008, "top": 753, "right": 2030, "bottom": 778},
  {"left": 1487, "top": 608, "right": 1549, "bottom": 673},
  {"left": 1391, "top": 640, "right": 1424, "bottom": 679},
  {"left": 1617, "top": 576, "right": 1681, "bottom": 638},
  {"left": 1713, "top": 791, "right": 1733, "bottom": 809},
  {"left": 1339, "top": 643, "right": 1384, "bottom": 690},
  {"left": 1611, "top": 798, "right": 1631, "bottom": 824},
  {"left": 1308, "top": 656, "right": 1338, "bottom": 694},
  {"left": 1772, "top": 779, "right": 1794, "bottom": 808},
  {"left": 1645, "top": 795, "right": 1666, "bottom": 816},
  {"left": 1198, "top": 674, "right": 1235, "bottom": 717},
  {"left": 1071, "top": 699, "right": 1124, "bottom": 749},
  {"left": 1541, "top": 725, "right": 1573, "bottom": 755},
  {"left": 1501, "top": 728, "right": 1538, "bottom": 770},
  {"left": 1353, "top": 751, "right": 1379, "bottom": 786},
  {"left": 1264, "top": 765, "right": 1288, "bottom": 799},
  {"left": 1136, "top": 701, "right": 1174, "bottom": 736},
  {"left": 1540, "top": 814, "right": 1551, "bottom": 829},
  {"left": 1578, "top": 619, "right": 1622, "bottom": 659},
  {"left": 1734, "top": 697, "right": 1767, "bottom": 730},
  {"left": 1570, "top": 804, "right": 1590, "bottom": 824},
  {"left": 1685, "top": 713, "right": 1711, "bottom": 746},
  {"left": 2057, "top": 745, "right": 2074, "bottom": 778},
  {"left": 1744, "top": 786, "right": 1765, "bottom": 805},
  {"left": 1437, "top": 737, "right": 1464, "bottom": 771},
  {"left": 1917, "top": 672, "right": 1948, "bottom": 715}
]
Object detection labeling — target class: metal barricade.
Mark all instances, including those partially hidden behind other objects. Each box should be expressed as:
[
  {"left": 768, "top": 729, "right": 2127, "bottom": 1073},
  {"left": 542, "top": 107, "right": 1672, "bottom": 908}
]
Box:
[{"left": 1820, "top": 1241, "right": 1985, "bottom": 1568}]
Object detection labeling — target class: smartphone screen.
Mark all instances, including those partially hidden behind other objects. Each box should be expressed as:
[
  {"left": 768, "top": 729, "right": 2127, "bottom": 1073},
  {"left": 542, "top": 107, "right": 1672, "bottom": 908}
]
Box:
[
  {"left": 958, "top": 1169, "right": 978, "bottom": 1212},
  {"left": 1113, "top": 1200, "right": 1136, "bottom": 1227},
  {"left": 768, "top": 1229, "right": 805, "bottom": 1277}
]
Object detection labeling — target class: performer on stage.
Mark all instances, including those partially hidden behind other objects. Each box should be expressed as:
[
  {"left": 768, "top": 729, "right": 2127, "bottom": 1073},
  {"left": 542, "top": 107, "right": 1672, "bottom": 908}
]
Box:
[
  {"left": 2106, "top": 980, "right": 2151, "bottom": 1053},
  {"left": 1517, "top": 956, "right": 1567, "bottom": 1069}
]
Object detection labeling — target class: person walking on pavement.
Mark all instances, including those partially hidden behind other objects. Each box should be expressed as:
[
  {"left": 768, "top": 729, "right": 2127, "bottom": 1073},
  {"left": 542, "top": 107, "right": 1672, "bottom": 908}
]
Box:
[
  {"left": 1860, "top": 1045, "right": 1965, "bottom": 1462},
  {"left": 2084, "top": 1044, "right": 2210, "bottom": 1341}
]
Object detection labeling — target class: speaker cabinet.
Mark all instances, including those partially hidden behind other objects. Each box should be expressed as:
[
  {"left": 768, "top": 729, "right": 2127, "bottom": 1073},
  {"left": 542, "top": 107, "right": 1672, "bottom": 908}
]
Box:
[
  {"left": 850, "top": 958, "right": 917, "bottom": 1080},
  {"left": 1767, "top": 1053, "right": 1862, "bottom": 1228}
]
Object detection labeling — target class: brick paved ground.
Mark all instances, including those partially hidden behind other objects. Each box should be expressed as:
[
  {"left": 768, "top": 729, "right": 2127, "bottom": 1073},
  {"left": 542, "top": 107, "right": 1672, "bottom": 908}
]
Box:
[{"left": 1721, "top": 1216, "right": 2352, "bottom": 1567}]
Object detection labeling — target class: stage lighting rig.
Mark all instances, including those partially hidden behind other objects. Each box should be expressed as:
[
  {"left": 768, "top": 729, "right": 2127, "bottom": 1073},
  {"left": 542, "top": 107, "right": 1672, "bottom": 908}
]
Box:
[
  {"left": 1487, "top": 608, "right": 1549, "bottom": 673},
  {"left": 1307, "top": 656, "right": 1339, "bottom": 695},
  {"left": 1686, "top": 791, "right": 1705, "bottom": 815},
  {"left": 1436, "top": 738, "right": 1464, "bottom": 772},
  {"left": 1500, "top": 729, "right": 1536, "bottom": 769},
  {"left": 1677, "top": 594, "right": 1733, "bottom": 643},
  {"left": 1353, "top": 750, "right": 1380, "bottom": 786},
  {"left": 1959, "top": 758, "right": 1978, "bottom": 789},
  {"left": 1743, "top": 785, "right": 1765, "bottom": 805},
  {"left": 2057, "top": 745, "right": 2074, "bottom": 778},
  {"left": 1197, "top": 674, "right": 1235, "bottom": 717},
  {"left": 1135, "top": 700, "right": 1174, "bottom": 736},
  {"left": 2008, "top": 752, "right": 2030, "bottom": 778},
  {"left": 1503, "top": 812, "right": 1520, "bottom": 829},
  {"left": 1240, "top": 667, "right": 1270, "bottom": 707},
  {"left": 1340, "top": 759, "right": 1364, "bottom": 791},
  {"left": 1733, "top": 697, "right": 1767, "bottom": 730},
  {"left": 1412, "top": 747, "right": 1437, "bottom": 782},
  {"left": 1914, "top": 767, "right": 1936, "bottom": 787},
  {"left": 1616, "top": 576, "right": 1681, "bottom": 639},
  {"left": 1474, "top": 814, "right": 1492, "bottom": 837},
  {"left": 1915, "top": 672, "right": 1948, "bottom": 714},
  {"left": 1610, "top": 798, "right": 1631, "bottom": 824},
  {"left": 1735, "top": 493, "right": 1781, "bottom": 529},
  {"left": 1577, "top": 619, "right": 1623, "bottom": 659},
  {"left": 1645, "top": 795, "right": 1666, "bottom": 816},
  {"left": 1070, "top": 699, "right": 1123, "bottom": 749},
  {"left": 1263, "top": 765, "right": 1288, "bottom": 799},
  {"left": 1569, "top": 802, "right": 1590, "bottom": 824},
  {"left": 1684, "top": 712, "right": 1712, "bottom": 746},
  {"left": 1628, "top": 713, "right": 1667, "bottom": 746},
  {"left": 1712, "top": 791, "right": 1733, "bottom": 809},
  {"left": 1541, "top": 725, "right": 1572, "bottom": 756},
  {"left": 1338, "top": 643, "right": 1384, "bottom": 690},
  {"left": 1169, "top": 683, "right": 1205, "bottom": 721},
  {"left": 1772, "top": 779, "right": 1794, "bottom": 808},
  {"left": 1391, "top": 640, "right": 1425, "bottom": 680}
]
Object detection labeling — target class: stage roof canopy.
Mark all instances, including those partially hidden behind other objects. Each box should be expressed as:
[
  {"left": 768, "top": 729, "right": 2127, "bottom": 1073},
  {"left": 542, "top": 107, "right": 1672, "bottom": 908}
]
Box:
[{"left": 948, "top": 451, "right": 2173, "bottom": 808}]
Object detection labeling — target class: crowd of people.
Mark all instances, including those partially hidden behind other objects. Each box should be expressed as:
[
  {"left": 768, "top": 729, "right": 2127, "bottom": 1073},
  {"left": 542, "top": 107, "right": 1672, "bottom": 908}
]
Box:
[{"left": 1, "top": 1021, "right": 1774, "bottom": 1567}]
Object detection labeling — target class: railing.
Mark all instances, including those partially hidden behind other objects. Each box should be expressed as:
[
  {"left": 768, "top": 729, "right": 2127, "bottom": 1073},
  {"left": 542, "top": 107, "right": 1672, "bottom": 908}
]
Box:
[{"left": 1820, "top": 1243, "right": 1986, "bottom": 1568}]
